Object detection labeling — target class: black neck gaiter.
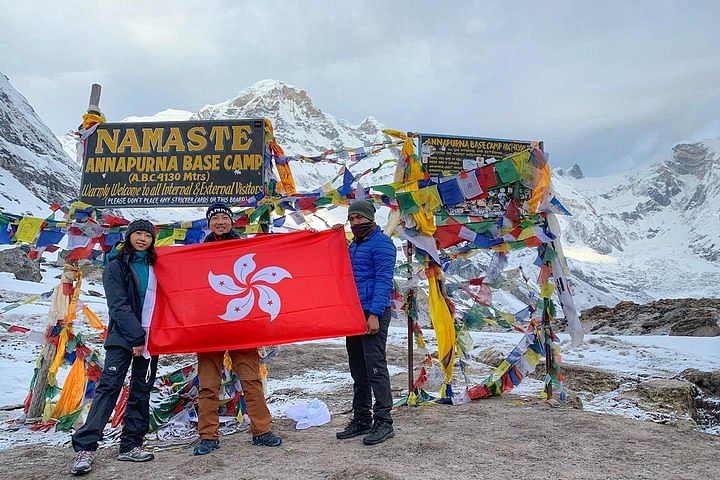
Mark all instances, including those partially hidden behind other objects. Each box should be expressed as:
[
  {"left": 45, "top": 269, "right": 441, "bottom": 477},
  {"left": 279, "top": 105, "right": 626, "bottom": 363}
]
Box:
[{"left": 351, "top": 222, "right": 377, "bottom": 242}]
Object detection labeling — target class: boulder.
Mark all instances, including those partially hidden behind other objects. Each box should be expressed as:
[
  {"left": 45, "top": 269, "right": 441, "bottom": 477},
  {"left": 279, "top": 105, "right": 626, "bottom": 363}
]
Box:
[
  {"left": 473, "top": 347, "right": 504, "bottom": 368},
  {"left": 679, "top": 369, "right": 720, "bottom": 396},
  {"left": 634, "top": 379, "right": 699, "bottom": 421},
  {"left": 528, "top": 363, "right": 622, "bottom": 395},
  {"left": 0, "top": 248, "right": 42, "bottom": 282},
  {"left": 560, "top": 364, "right": 623, "bottom": 394},
  {"left": 669, "top": 314, "right": 720, "bottom": 337}
]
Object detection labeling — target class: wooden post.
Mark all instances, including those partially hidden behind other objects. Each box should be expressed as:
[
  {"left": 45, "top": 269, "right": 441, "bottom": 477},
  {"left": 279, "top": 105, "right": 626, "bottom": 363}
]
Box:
[
  {"left": 543, "top": 302, "right": 553, "bottom": 399},
  {"left": 87, "top": 84, "right": 102, "bottom": 114},
  {"left": 25, "top": 340, "right": 57, "bottom": 422},
  {"left": 406, "top": 242, "right": 415, "bottom": 395}
]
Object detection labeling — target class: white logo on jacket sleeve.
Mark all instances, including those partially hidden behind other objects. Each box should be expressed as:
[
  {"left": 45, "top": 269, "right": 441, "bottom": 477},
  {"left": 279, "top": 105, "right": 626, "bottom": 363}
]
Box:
[{"left": 208, "top": 253, "right": 292, "bottom": 321}]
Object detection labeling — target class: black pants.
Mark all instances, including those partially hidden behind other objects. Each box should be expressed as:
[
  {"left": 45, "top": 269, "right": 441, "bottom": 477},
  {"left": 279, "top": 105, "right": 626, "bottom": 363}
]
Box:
[
  {"left": 346, "top": 308, "right": 393, "bottom": 425},
  {"left": 72, "top": 346, "right": 158, "bottom": 453}
]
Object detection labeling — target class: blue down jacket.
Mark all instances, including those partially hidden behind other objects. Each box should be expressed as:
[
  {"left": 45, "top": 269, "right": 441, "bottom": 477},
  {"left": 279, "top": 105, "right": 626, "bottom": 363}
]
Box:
[{"left": 348, "top": 226, "right": 396, "bottom": 316}]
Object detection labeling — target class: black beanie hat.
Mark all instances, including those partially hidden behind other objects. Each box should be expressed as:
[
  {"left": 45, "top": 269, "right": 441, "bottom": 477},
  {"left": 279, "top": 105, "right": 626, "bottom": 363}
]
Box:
[
  {"left": 206, "top": 202, "right": 233, "bottom": 221},
  {"left": 126, "top": 219, "right": 156, "bottom": 241},
  {"left": 347, "top": 200, "right": 376, "bottom": 222}
]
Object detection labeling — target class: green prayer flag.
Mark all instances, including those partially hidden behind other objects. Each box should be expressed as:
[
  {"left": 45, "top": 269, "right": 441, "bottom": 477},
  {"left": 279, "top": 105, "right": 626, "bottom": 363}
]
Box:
[
  {"left": 495, "top": 159, "right": 520, "bottom": 184},
  {"left": 373, "top": 184, "right": 396, "bottom": 199},
  {"left": 55, "top": 408, "right": 83, "bottom": 431},
  {"left": 249, "top": 204, "right": 271, "bottom": 223},
  {"left": 314, "top": 197, "right": 333, "bottom": 207},
  {"left": 156, "top": 228, "right": 173, "bottom": 240},
  {"left": 396, "top": 192, "right": 419, "bottom": 214},
  {"left": 465, "top": 221, "right": 495, "bottom": 234},
  {"left": 543, "top": 246, "right": 558, "bottom": 263}
]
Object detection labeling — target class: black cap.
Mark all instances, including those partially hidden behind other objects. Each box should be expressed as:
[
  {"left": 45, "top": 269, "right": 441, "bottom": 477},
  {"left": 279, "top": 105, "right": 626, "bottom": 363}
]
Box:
[
  {"left": 126, "top": 219, "right": 156, "bottom": 241},
  {"left": 206, "top": 202, "right": 233, "bottom": 221}
]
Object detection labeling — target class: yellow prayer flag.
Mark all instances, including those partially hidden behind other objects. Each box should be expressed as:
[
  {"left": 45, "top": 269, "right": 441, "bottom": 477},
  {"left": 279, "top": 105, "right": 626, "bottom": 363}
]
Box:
[
  {"left": 49, "top": 328, "right": 68, "bottom": 375},
  {"left": 70, "top": 201, "right": 93, "bottom": 211},
  {"left": 413, "top": 210, "right": 436, "bottom": 236},
  {"left": 511, "top": 151, "right": 531, "bottom": 179},
  {"left": 155, "top": 235, "right": 175, "bottom": 247},
  {"left": 411, "top": 185, "right": 442, "bottom": 212},
  {"left": 427, "top": 269, "right": 456, "bottom": 386},
  {"left": 494, "top": 360, "right": 511, "bottom": 378},
  {"left": 517, "top": 227, "right": 535, "bottom": 241},
  {"left": 15, "top": 217, "right": 44, "bottom": 244},
  {"left": 382, "top": 129, "right": 408, "bottom": 140},
  {"left": 172, "top": 228, "right": 187, "bottom": 241},
  {"left": 540, "top": 281, "right": 556, "bottom": 298},
  {"left": 525, "top": 349, "right": 542, "bottom": 366},
  {"left": 528, "top": 163, "right": 551, "bottom": 214},
  {"left": 493, "top": 244, "right": 510, "bottom": 253}
]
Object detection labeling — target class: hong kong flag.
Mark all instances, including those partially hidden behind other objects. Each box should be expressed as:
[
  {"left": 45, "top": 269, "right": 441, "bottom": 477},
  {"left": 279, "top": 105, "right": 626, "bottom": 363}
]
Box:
[{"left": 144, "top": 229, "right": 366, "bottom": 354}]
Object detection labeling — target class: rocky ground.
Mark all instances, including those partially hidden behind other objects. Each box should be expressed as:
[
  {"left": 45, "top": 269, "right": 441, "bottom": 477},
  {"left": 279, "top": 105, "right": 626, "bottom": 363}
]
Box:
[
  {"left": 2, "top": 396, "right": 720, "bottom": 480},
  {"left": 1, "top": 342, "right": 720, "bottom": 480},
  {"left": 580, "top": 298, "right": 720, "bottom": 336}
]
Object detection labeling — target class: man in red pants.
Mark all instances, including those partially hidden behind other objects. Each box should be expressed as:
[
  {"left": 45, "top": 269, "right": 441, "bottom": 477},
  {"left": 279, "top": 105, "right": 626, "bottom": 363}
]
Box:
[{"left": 193, "top": 203, "right": 282, "bottom": 455}]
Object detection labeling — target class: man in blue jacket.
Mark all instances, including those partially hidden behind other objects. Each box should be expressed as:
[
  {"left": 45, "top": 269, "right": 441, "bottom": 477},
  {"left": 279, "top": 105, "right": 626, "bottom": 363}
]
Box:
[{"left": 336, "top": 200, "right": 397, "bottom": 445}]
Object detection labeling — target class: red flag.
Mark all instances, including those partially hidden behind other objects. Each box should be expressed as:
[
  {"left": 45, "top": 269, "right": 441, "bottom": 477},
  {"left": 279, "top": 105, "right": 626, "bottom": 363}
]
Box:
[{"left": 147, "top": 229, "right": 366, "bottom": 354}]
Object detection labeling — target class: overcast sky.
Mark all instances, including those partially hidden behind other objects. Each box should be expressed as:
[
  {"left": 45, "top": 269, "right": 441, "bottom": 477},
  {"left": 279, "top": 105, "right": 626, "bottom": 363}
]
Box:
[{"left": 1, "top": 0, "right": 719, "bottom": 176}]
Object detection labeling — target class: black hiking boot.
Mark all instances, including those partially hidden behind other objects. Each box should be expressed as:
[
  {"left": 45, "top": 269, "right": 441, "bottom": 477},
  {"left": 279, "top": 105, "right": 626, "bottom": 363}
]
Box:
[
  {"left": 362, "top": 421, "right": 394, "bottom": 445},
  {"left": 252, "top": 431, "right": 282, "bottom": 447},
  {"left": 192, "top": 439, "right": 220, "bottom": 455},
  {"left": 336, "top": 419, "right": 372, "bottom": 440}
]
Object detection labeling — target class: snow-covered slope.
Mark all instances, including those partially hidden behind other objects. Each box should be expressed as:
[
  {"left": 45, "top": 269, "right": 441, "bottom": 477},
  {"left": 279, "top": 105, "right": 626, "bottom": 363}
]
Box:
[
  {"left": 121, "top": 108, "right": 193, "bottom": 123},
  {"left": 553, "top": 140, "right": 720, "bottom": 305},
  {"left": 0, "top": 73, "right": 80, "bottom": 213}
]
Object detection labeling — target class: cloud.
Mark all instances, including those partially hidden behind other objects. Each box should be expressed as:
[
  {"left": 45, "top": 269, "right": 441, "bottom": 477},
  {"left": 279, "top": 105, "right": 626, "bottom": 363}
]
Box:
[{"left": 1, "top": 0, "right": 719, "bottom": 176}]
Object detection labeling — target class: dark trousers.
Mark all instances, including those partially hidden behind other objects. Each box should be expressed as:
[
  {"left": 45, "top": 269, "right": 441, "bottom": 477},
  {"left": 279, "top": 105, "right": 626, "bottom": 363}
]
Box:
[
  {"left": 346, "top": 308, "right": 393, "bottom": 425},
  {"left": 72, "top": 346, "right": 158, "bottom": 453}
]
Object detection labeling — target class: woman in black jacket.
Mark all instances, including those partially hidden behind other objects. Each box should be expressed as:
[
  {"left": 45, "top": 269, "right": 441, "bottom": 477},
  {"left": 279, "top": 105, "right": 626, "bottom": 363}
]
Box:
[{"left": 70, "top": 219, "right": 159, "bottom": 476}]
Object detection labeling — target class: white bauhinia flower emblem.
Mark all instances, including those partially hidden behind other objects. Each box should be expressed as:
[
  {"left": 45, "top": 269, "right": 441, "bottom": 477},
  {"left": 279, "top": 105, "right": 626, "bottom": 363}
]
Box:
[{"left": 208, "top": 253, "right": 292, "bottom": 322}]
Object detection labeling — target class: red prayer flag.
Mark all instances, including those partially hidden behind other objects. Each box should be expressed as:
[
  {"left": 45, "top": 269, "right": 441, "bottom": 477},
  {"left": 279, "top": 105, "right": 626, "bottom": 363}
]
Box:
[
  {"left": 147, "top": 229, "right": 365, "bottom": 354},
  {"left": 6, "top": 324, "right": 31, "bottom": 333},
  {"left": 478, "top": 165, "right": 497, "bottom": 190}
]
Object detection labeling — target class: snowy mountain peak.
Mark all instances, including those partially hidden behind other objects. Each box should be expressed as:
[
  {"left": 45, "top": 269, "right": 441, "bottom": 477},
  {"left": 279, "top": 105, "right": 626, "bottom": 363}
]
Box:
[
  {"left": 0, "top": 72, "right": 79, "bottom": 211},
  {"left": 192, "top": 79, "right": 386, "bottom": 156},
  {"left": 668, "top": 141, "right": 718, "bottom": 179},
  {"left": 557, "top": 164, "right": 585, "bottom": 179}
]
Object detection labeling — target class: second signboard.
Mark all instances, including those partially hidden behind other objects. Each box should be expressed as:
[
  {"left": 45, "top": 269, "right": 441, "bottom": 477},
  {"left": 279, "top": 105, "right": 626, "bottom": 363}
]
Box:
[{"left": 419, "top": 133, "right": 542, "bottom": 218}]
